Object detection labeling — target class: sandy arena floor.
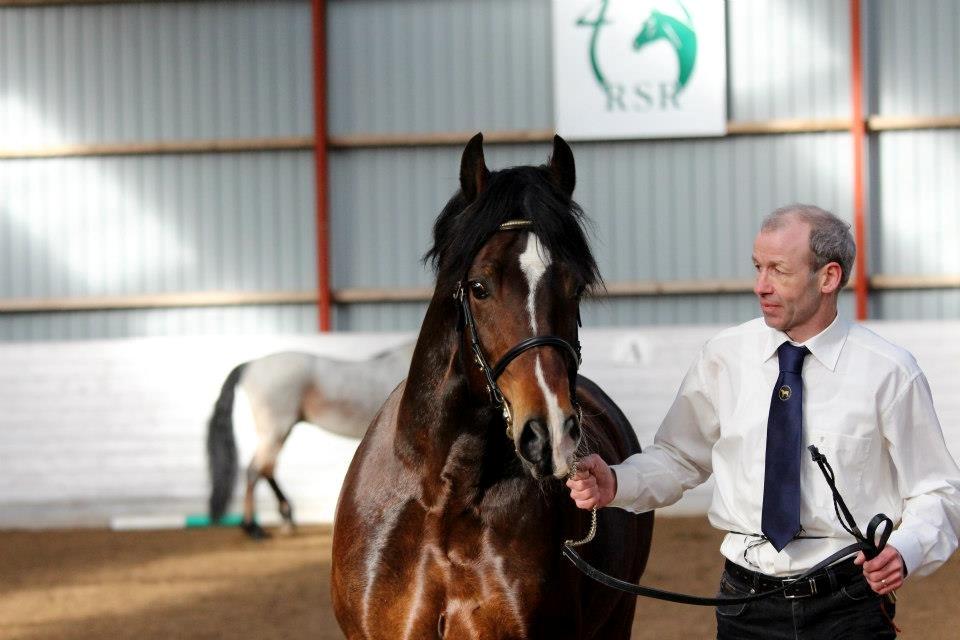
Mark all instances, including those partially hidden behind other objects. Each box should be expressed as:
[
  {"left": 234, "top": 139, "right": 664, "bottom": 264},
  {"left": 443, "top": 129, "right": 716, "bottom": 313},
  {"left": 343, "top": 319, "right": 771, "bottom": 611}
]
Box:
[{"left": 1, "top": 517, "right": 955, "bottom": 639}]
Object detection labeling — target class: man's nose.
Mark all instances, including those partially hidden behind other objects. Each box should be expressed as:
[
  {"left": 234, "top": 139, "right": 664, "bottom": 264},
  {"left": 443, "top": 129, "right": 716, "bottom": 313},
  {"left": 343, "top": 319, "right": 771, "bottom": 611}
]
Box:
[{"left": 754, "top": 270, "right": 772, "bottom": 296}]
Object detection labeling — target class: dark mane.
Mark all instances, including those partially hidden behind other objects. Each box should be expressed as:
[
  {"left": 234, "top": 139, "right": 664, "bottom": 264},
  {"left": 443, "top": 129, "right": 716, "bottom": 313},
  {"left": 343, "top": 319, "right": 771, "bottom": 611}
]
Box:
[{"left": 423, "top": 164, "right": 602, "bottom": 292}]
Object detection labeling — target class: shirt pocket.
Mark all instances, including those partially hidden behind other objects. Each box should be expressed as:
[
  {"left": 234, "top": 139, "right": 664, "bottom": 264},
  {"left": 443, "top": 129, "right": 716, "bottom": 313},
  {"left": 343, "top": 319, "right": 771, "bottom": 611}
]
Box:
[{"left": 807, "top": 429, "right": 872, "bottom": 510}]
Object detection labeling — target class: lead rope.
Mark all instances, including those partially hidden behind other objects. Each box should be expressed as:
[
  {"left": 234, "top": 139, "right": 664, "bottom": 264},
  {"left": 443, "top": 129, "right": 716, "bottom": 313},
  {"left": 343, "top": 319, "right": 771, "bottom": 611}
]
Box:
[
  {"left": 562, "top": 448, "right": 902, "bottom": 615},
  {"left": 564, "top": 459, "right": 598, "bottom": 548},
  {"left": 809, "top": 445, "right": 900, "bottom": 634}
]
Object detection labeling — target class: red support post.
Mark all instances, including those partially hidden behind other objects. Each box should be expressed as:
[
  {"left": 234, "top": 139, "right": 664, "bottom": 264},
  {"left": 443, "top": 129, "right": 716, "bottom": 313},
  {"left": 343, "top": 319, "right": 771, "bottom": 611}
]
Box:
[
  {"left": 850, "top": 0, "right": 869, "bottom": 320},
  {"left": 312, "top": 0, "right": 332, "bottom": 331}
]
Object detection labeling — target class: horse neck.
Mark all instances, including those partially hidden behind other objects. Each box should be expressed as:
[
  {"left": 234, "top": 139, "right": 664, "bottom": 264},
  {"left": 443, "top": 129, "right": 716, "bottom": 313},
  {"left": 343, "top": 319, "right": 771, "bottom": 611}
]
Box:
[{"left": 395, "top": 288, "right": 514, "bottom": 483}]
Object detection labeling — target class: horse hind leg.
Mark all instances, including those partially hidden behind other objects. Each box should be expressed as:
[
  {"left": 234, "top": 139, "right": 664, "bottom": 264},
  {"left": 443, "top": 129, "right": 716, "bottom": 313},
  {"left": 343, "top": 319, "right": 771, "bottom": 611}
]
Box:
[
  {"left": 266, "top": 476, "right": 296, "bottom": 535},
  {"left": 242, "top": 425, "right": 301, "bottom": 540},
  {"left": 260, "top": 421, "right": 298, "bottom": 535},
  {"left": 242, "top": 463, "right": 269, "bottom": 540},
  {"left": 241, "top": 437, "right": 285, "bottom": 539}
]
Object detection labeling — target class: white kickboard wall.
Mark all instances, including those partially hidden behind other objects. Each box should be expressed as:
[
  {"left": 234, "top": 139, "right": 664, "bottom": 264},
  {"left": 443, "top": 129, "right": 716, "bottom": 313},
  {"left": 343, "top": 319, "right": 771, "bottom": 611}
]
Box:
[{"left": 1, "top": 322, "right": 958, "bottom": 529}]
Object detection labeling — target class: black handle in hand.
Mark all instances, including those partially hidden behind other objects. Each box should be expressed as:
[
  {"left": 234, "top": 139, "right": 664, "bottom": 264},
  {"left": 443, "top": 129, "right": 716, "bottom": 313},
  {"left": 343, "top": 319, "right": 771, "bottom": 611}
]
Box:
[{"left": 808, "top": 445, "right": 892, "bottom": 559}]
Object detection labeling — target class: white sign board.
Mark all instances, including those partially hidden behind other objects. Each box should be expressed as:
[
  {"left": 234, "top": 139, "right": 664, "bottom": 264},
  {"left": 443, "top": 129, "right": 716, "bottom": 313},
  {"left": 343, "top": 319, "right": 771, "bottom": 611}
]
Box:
[{"left": 553, "top": 0, "right": 727, "bottom": 140}]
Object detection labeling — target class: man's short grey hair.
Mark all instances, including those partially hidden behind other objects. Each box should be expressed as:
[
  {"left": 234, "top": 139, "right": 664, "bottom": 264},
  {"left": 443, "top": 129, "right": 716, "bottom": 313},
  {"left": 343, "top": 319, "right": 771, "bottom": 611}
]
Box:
[{"left": 761, "top": 204, "right": 856, "bottom": 288}]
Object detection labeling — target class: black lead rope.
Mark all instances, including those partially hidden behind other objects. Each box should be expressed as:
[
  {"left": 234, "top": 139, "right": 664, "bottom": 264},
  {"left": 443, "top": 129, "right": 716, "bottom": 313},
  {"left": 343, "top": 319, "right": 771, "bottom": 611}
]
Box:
[
  {"left": 807, "top": 445, "right": 893, "bottom": 561},
  {"left": 562, "top": 446, "right": 893, "bottom": 606}
]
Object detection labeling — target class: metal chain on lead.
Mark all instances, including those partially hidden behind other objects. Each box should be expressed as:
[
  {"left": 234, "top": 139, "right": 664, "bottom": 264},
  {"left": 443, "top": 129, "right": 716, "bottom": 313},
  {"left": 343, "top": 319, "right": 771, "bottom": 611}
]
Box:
[{"left": 565, "top": 459, "right": 599, "bottom": 548}]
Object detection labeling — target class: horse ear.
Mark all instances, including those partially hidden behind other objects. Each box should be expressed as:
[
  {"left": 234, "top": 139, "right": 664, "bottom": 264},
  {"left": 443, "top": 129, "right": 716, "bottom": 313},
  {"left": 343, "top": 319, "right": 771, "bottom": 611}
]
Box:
[
  {"left": 548, "top": 134, "right": 576, "bottom": 197},
  {"left": 460, "top": 132, "right": 490, "bottom": 202}
]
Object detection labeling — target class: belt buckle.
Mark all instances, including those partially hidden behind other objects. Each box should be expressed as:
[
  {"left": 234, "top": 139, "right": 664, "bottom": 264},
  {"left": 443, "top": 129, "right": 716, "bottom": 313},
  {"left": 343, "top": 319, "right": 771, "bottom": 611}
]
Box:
[{"left": 782, "top": 577, "right": 817, "bottom": 599}]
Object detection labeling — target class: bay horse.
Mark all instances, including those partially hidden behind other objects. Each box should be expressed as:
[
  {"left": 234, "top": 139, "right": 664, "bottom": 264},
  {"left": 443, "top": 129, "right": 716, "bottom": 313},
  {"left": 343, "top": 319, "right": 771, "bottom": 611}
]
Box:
[
  {"left": 207, "top": 344, "right": 412, "bottom": 538},
  {"left": 331, "top": 134, "right": 653, "bottom": 638}
]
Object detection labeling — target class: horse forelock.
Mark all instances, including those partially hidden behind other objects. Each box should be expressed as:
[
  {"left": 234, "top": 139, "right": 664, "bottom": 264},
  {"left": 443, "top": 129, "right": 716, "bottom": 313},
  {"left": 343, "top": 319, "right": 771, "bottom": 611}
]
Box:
[{"left": 424, "top": 165, "right": 601, "bottom": 294}]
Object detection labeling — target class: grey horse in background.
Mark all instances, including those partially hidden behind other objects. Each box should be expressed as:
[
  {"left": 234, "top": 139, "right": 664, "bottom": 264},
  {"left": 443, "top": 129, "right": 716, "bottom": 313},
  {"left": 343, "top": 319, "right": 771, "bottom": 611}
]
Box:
[{"left": 207, "top": 343, "right": 413, "bottom": 538}]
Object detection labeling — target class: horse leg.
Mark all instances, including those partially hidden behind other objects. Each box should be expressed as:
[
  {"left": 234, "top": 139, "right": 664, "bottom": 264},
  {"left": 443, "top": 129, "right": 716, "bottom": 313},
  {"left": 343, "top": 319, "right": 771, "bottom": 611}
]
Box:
[
  {"left": 241, "top": 464, "right": 269, "bottom": 540},
  {"left": 266, "top": 476, "right": 295, "bottom": 535},
  {"left": 241, "top": 434, "right": 286, "bottom": 539},
  {"left": 246, "top": 386, "right": 302, "bottom": 536}
]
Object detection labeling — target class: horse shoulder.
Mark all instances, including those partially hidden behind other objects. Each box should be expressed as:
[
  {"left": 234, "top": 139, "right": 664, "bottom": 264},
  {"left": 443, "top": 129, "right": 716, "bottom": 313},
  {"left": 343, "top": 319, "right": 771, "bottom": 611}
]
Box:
[{"left": 332, "top": 381, "right": 433, "bottom": 637}]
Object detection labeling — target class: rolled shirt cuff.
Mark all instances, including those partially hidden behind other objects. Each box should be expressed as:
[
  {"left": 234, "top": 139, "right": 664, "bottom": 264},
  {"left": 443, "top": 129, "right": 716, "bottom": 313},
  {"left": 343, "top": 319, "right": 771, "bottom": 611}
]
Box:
[
  {"left": 886, "top": 528, "right": 923, "bottom": 578},
  {"left": 608, "top": 462, "right": 640, "bottom": 509}
]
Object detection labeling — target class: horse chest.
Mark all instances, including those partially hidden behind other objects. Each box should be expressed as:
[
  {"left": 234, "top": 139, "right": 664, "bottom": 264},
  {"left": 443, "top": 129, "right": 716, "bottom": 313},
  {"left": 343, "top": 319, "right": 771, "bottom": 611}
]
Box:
[
  {"left": 366, "top": 505, "right": 561, "bottom": 639},
  {"left": 396, "top": 529, "right": 543, "bottom": 638}
]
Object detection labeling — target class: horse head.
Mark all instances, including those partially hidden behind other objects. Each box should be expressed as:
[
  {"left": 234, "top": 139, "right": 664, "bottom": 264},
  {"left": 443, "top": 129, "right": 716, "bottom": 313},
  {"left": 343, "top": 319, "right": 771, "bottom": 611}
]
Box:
[{"left": 425, "top": 133, "right": 599, "bottom": 480}]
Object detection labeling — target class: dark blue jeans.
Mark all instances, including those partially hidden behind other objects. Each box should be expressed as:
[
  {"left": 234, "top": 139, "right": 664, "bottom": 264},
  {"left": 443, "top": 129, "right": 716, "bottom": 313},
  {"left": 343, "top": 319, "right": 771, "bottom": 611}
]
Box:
[{"left": 715, "top": 566, "right": 897, "bottom": 639}]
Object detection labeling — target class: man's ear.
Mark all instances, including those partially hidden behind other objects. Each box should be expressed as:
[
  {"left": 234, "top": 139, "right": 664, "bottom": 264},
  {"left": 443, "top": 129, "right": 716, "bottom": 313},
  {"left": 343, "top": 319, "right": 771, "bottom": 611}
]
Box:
[{"left": 820, "top": 262, "right": 844, "bottom": 294}]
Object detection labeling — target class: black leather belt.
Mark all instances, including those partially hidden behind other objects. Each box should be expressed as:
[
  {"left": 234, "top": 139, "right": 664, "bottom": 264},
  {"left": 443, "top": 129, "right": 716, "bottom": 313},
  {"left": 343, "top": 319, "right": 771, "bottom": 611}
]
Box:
[{"left": 724, "top": 558, "right": 863, "bottom": 599}]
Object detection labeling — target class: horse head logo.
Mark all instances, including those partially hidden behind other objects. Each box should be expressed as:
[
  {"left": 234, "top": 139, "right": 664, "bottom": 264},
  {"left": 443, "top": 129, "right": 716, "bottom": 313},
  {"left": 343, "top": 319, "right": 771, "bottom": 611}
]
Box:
[
  {"left": 576, "top": 0, "right": 698, "bottom": 96},
  {"left": 633, "top": 5, "right": 697, "bottom": 92}
]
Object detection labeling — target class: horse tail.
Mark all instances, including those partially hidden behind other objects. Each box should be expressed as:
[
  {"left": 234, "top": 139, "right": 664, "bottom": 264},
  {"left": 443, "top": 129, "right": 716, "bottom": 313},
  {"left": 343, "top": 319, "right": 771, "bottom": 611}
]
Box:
[{"left": 207, "top": 362, "right": 248, "bottom": 523}]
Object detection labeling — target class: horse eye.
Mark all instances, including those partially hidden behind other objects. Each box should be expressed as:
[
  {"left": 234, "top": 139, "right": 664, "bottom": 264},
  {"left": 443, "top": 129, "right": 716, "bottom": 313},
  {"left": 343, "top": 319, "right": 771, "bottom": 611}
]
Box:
[{"left": 469, "top": 280, "right": 490, "bottom": 299}]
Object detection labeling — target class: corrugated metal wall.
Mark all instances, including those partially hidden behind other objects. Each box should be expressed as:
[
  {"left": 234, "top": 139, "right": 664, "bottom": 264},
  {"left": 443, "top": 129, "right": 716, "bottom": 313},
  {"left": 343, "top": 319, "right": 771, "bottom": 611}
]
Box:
[
  {"left": 0, "top": 2, "right": 312, "bottom": 143},
  {"left": 327, "top": 0, "right": 552, "bottom": 135},
  {"left": 727, "top": 0, "right": 850, "bottom": 120},
  {"left": 0, "top": 1, "right": 317, "bottom": 338},
  {"left": 0, "top": 0, "right": 957, "bottom": 339},
  {"left": 869, "top": 0, "right": 960, "bottom": 319}
]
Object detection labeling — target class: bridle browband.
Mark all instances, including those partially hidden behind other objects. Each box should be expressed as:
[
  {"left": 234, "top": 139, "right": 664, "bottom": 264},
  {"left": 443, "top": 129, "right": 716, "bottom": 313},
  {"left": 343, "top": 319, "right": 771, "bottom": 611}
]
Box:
[{"left": 455, "top": 219, "right": 583, "bottom": 438}]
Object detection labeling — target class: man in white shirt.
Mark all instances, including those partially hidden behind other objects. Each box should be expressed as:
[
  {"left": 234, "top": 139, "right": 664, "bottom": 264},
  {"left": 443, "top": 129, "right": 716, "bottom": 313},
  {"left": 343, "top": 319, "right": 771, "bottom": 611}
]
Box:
[{"left": 567, "top": 204, "right": 960, "bottom": 639}]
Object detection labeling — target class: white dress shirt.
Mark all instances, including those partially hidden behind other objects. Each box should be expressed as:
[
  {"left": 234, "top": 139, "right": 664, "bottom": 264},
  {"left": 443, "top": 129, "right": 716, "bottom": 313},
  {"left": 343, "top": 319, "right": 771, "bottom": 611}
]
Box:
[{"left": 610, "top": 315, "right": 960, "bottom": 578}]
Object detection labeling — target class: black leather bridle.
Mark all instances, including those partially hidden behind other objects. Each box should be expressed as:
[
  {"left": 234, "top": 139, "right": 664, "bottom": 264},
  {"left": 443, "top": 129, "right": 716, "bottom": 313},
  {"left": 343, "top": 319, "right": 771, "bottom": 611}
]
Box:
[{"left": 455, "top": 219, "right": 583, "bottom": 437}]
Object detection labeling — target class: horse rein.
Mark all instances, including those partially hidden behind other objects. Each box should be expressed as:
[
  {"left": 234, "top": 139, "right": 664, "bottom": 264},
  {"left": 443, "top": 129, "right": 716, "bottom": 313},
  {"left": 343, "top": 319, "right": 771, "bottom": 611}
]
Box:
[
  {"left": 563, "top": 447, "right": 895, "bottom": 607},
  {"left": 455, "top": 219, "right": 583, "bottom": 438}
]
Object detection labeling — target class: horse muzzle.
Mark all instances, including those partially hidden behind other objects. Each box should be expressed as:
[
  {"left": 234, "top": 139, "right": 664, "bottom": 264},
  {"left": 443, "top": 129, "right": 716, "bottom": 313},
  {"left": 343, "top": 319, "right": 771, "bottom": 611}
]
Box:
[{"left": 518, "top": 413, "right": 581, "bottom": 478}]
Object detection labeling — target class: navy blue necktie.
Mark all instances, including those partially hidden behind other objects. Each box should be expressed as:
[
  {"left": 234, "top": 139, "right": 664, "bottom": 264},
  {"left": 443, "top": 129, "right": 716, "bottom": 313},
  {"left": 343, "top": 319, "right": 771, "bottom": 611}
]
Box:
[{"left": 761, "top": 343, "right": 810, "bottom": 552}]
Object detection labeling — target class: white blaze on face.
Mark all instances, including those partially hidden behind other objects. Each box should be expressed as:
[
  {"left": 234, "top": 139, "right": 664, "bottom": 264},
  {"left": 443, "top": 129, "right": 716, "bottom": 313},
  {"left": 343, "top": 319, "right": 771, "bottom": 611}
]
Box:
[
  {"left": 518, "top": 233, "right": 550, "bottom": 334},
  {"left": 518, "top": 233, "right": 574, "bottom": 476}
]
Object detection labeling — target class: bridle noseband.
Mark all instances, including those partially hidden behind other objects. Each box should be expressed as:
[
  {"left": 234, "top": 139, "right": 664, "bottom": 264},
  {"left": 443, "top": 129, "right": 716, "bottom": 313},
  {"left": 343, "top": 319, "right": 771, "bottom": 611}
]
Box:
[{"left": 455, "top": 219, "right": 583, "bottom": 438}]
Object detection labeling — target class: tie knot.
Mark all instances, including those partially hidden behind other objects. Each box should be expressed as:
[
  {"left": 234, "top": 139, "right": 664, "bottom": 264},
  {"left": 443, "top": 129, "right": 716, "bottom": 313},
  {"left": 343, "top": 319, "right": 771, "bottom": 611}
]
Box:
[{"left": 777, "top": 343, "right": 809, "bottom": 373}]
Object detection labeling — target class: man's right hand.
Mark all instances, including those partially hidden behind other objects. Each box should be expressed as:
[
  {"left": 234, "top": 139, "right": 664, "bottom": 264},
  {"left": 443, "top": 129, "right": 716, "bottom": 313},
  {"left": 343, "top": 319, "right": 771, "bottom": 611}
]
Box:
[{"left": 566, "top": 453, "right": 617, "bottom": 509}]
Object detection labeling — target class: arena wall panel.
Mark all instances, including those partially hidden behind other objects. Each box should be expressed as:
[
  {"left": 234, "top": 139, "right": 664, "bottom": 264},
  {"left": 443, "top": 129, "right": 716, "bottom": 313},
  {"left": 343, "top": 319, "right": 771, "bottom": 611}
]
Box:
[{"left": 1, "top": 322, "right": 957, "bottom": 529}]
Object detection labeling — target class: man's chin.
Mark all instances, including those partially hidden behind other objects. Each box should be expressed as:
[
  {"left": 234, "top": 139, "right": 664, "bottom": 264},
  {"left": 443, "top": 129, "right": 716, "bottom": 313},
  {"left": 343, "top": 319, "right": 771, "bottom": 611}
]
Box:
[{"left": 760, "top": 312, "right": 784, "bottom": 330}]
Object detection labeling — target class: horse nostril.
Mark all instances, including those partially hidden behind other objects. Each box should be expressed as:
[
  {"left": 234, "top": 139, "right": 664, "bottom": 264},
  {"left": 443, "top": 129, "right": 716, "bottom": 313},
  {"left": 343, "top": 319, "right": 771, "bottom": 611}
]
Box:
[
  {"left": 520, "top": 418, "right": 549, "bottom": 463},
  {"left": 566, "top": 415, "right": 581, "bottom": 443}
]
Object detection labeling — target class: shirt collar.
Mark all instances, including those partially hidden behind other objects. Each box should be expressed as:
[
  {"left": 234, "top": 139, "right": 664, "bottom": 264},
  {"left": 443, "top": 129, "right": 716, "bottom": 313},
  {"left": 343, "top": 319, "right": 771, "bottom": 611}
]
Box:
[{"left": 760, "top": 314, "right": 849, "bottom": 372}]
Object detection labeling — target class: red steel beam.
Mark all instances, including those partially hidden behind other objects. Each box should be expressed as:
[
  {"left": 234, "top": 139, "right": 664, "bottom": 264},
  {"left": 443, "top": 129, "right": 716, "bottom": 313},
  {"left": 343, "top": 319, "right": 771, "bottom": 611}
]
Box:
[
  {"left": 850, "top": 0, "right": 869, "bottom": 320},
  {"left": 312, "top": 0, "right": 332, "bottom": 331}
]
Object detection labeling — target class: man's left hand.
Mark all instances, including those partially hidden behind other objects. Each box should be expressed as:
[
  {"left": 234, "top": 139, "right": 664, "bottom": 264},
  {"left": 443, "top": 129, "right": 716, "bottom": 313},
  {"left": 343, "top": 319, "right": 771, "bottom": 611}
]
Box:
[{"left": 854, "top": 545, "right": 905, "bottom": 595}]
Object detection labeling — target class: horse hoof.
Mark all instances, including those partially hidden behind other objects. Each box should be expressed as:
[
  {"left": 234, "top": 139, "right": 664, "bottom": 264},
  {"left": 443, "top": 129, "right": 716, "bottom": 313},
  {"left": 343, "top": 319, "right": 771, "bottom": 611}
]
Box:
[
  {"left": 280, "top": 521, "right": 296, "bottom": 536},
  {"left": 242, "top": 521, "right": 270, "bottom": 540}
]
